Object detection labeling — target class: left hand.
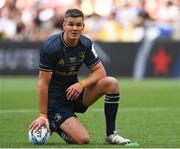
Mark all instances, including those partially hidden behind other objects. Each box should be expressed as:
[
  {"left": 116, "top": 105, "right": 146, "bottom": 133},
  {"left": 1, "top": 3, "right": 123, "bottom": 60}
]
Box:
[{"left": 66, "top": 82, "right": 83, "bottom": 100}]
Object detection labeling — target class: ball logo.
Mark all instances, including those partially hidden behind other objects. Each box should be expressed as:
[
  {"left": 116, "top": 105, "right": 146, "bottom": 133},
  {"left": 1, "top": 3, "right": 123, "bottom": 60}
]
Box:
[{"left": 36, "top": 127, "right": 42, "bottom": 138}]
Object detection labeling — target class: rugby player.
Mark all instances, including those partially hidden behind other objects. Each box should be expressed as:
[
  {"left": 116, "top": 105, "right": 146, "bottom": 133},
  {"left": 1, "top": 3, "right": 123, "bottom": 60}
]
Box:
[{"left": 29, "top": 8, "right": 132, "bottom": 145}]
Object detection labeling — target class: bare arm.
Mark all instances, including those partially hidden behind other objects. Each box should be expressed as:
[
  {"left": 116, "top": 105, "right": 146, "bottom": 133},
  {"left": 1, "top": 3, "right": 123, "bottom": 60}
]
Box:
[
  {"left": 38, "top": 71, "right": 52, "bottom": 116},
  {"left": 29, "top": 71, "right": 52, "bottom": 131},
  {"left": 80, "top": 62, "right": 106, "bottom": 87},
  {"left": 66, "top": 62, "right": 106, "bottom": 100}
]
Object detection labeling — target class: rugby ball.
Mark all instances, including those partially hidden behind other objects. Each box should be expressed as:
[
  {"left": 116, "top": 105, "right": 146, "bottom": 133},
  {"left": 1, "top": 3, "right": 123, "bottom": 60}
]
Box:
[{"left": 28, "top": 126, "right": 50, "bottom": 145}]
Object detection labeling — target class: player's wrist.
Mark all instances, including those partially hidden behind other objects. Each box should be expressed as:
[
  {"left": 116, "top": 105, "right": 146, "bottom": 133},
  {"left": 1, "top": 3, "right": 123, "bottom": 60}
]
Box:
[
  {"left": 39, "top": 113, "right": 47, "bottom": 119},
  {"left": 39, "top": 113, "right": 49, "bottom": 128},
  {"left": 79, "top": 81, "right": 86, "bottom": 88}
]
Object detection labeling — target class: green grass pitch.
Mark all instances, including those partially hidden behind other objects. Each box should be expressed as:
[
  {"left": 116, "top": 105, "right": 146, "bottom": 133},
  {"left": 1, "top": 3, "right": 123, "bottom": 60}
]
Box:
[{"left": 0, "top": 76, "right": 180, "bottom": 148}]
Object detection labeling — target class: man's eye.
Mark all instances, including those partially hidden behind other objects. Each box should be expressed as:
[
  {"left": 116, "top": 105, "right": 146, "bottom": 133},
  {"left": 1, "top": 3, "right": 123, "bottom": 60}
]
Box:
[
  {"left": 68, "top": 23, "right": 82, "bottom": 27},
  {"left": 76, "top": 24, "right": 82, "bottom": 27},
  {"left": 68, "top": 24, "right": 74, "bottom": 26}
]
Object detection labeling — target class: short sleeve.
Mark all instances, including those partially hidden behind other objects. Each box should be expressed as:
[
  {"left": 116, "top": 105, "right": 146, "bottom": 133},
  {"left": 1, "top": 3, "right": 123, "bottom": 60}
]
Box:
[
  {"left": 84, "top": 43, "right": 101, "bottom": 68},
  {"left": 39, "top": 47, "right": 57, "bottom": 72}
]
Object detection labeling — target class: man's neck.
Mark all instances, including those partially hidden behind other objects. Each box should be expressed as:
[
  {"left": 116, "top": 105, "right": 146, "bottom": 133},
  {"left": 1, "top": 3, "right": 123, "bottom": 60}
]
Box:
[{"left": 63, "top": 34, "right": 78, "bottom": 47}]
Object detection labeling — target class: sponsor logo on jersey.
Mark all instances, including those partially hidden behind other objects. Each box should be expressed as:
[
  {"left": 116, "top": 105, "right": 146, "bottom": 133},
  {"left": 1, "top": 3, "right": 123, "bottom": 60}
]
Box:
[
  {"left": 55, "top": 70, "right": 78, "bottom": 76},
  {"left": 78, "top": 52, "right": 85, "bottom": 61}
]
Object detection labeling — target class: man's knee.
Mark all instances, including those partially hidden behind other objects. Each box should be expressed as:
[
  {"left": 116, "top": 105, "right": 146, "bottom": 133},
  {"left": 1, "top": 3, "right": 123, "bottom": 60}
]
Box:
[
  {"left": 59, "top": 117, "right": 90, "bottom": 144},
  {"left": 61, "top": 131, "right": 90, "bottom": 144},
  {"left": 102, "top": 76, "right": 119, "bottom": 93},
  {"left": 73, "top": 134, "right": 90, "bottom": 144},
  {"left": 106, "top": 76, "right": 119, "bottom": 85}
]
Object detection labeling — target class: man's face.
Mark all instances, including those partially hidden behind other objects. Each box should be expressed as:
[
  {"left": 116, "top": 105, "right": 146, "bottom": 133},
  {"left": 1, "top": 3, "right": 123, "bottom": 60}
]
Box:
[{"left": 63, "top": 17, "right": 84, "bottom": 40}]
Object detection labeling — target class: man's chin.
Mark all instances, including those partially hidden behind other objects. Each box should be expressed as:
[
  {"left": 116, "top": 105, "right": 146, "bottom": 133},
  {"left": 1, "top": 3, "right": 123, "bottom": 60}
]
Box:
[{"left": 70, "top": 35, "right": 80, "bottom": 40}]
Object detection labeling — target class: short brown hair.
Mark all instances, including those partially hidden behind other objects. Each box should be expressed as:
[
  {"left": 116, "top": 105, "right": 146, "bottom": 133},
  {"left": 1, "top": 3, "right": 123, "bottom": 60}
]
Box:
[{"left": 64, "top": 9, "right": 84, "bottom": 19}]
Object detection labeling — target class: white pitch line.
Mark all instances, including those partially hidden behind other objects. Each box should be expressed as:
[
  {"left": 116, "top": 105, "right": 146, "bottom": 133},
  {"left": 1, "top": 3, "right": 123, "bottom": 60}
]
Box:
[
  {"left": 0, "top": 109, "right": 37, "bottom": 113},
  {"left": 0, "top": 107, "right": 179, "bottom": 114}
]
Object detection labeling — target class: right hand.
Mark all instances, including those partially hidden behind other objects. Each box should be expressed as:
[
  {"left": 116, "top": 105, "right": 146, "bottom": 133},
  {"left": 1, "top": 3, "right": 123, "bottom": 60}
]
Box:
[
  {"left": 29, "top": 116, "right": 49, "bottom": 132},
  {"left": 66, "top": 82, "right": 84, "bottom": 100}
]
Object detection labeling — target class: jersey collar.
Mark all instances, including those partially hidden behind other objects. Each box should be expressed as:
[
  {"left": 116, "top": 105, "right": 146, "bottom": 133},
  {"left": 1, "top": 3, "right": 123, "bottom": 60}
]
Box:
[
  {"left": 60, "top": 32, "right": 69, "bottom": 48},
  {"left": 60, "top": 32, "right": 80, "bottom": 48}
]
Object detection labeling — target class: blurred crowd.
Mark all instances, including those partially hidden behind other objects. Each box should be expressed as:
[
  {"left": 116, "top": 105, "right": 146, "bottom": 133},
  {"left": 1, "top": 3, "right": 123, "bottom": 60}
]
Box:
[{"left": 0, "top": 0, "right": 180, "bottom": 42}]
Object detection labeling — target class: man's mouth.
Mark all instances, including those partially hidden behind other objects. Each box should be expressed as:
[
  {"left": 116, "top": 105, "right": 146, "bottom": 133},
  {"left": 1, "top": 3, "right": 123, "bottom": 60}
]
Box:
[{"left": 71, "top": 32, "right": 78, "bottom": 36}]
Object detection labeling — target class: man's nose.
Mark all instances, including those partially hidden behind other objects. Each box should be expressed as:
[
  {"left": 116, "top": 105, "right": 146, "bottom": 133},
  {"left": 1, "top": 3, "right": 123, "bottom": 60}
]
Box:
[{"left": 73, "top": 25, "right": 78, "bottom": 30}]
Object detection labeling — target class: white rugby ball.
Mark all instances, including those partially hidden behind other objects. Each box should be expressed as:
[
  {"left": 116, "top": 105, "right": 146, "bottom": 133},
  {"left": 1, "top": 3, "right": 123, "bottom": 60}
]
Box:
[{"left": 28, "top": 126, "right": 50, "bottom": 145}]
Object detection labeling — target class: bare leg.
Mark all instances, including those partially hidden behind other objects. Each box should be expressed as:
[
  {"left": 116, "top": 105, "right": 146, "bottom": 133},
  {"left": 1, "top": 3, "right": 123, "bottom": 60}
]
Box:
[
  {"left": 59, "top": 117, "right": 90, "bottom": 144},
  {"left": 83, "top": 76, "right": 120, "bottom": 136}
]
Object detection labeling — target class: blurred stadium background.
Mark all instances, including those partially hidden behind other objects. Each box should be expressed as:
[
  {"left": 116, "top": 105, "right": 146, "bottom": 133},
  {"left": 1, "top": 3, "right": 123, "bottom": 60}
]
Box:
[
  {"left": 0, "top": 0, "right": 180, "bottom": 78},
  {"left": 0, "top": 0, "right": 180, "bottom": 148},
  {"left": 0, "top": 0, "right": 180, "bottom": 42}
]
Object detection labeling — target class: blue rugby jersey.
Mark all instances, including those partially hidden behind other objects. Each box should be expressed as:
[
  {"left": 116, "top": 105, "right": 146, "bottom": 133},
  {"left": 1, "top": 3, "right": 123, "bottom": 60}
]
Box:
[{"left": 39, "top": 33, "right": 100, "bottom": 90}]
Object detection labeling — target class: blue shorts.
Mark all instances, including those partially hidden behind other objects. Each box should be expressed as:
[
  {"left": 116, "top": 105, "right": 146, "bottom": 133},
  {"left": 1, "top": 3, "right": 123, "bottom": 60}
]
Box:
[{"left": 47, "top": 90, "right": 88, "bottom": 133}]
